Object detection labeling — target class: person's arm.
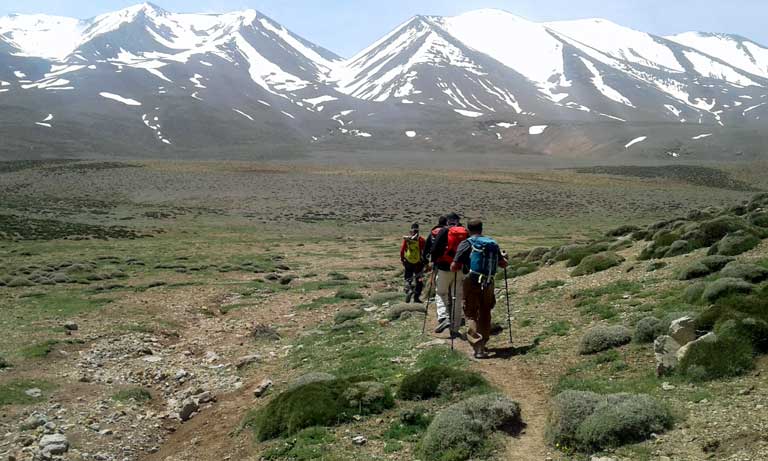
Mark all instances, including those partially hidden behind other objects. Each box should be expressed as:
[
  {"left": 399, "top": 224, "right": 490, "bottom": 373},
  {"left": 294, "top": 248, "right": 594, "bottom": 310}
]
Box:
[
  {"left": 400, "top": 239, "right": 407, "bottom": 262},
  {"left": 430, "top": 228, "right": 449, "bottom": 262},
  {"left": 422, "top": 234, "right": 433, "bottom": 262},
  {"left": 451, "top": 240, "right": 472, "bottom": 272}
]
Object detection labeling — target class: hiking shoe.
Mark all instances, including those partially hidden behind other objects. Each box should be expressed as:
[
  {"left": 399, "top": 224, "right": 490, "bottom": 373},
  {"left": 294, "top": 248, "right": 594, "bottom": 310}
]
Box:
[
  {"left": 413, "top": 297, "right": 422, "bottom": 304},
  {"left": 434, "top": 319, "right": 450, "bottom": 334},
  {"left": 474, "top": 350, "right": 491, "bottom": 359}
]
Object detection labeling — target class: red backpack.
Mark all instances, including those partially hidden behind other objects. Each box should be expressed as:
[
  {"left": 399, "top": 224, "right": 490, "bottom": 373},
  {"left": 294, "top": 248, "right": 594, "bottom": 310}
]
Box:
[{"left": 438, "top": 226, "right": 469, "bottom": 264}]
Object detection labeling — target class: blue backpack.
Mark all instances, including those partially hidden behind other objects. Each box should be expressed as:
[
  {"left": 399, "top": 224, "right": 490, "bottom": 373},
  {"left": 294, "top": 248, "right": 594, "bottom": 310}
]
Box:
[{"left": 468, "top": 236, "right": 499, "bottom": 284}]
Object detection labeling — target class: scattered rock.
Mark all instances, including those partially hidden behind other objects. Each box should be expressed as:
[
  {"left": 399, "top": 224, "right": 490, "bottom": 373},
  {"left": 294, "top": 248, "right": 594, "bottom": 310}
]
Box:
[
  {"left": 654, "top": 335, "right": 681, "bottom": 376},
  {"left": 287, "top": 372, "right": 337, "bottom": 391},
  {"left": 352, "top": 435, "right": 367, "bottom": 446},
  {"left": 661, "top": 382, "right": 676, "bottom": 391},
  {"left": 63, "top": 321, "right": 79, "bottom": 331},
  {"left": 20, "top": 414, "right": 47, "bottom": 431},
  {"left": 38, "top": 433, "right": 69, "bottom": 456},
  {"left": 179, "top": 399, "right": 199, "bottom": 421},
  {"left": 236, "top": 354, "right": 262, "bottom": 369},
  {"left": 24, "top": 388, "right": 42, "bottom": 398},
  {"left": 254, "top": 379, "right": 273, "bottom": 398},
  {"left": 669, "top": 316, "right": 697, "bottom": 345}
]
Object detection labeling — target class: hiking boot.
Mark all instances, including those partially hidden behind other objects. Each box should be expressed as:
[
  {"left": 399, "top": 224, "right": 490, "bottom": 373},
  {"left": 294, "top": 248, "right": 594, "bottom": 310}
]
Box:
[
  {"left": 474, "top": 350, "right": 491, "bottom": 359},
  {"left": 450, "top": 330, "right": 466, "bottom": 341},
  {"left": 434, "top": 318, "right": 450, "bottom": 334},
  {"left": 413, "top": 297, "right": 422, "bottom": 304}
]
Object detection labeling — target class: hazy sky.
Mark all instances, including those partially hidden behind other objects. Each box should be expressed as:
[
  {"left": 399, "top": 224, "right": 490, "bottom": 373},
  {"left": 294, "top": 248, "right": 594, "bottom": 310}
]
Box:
[{"left": 1, "top": 1, "right": 766, "bottom": 57}]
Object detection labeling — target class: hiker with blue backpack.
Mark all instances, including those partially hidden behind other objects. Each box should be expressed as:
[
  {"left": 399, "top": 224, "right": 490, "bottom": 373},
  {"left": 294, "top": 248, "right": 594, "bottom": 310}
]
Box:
[
  {"left": 400, "top": 222, "right": 426, "bottom": 303},
  {"left": 451, "top": 218, "right": 508, "bottom": 359}
]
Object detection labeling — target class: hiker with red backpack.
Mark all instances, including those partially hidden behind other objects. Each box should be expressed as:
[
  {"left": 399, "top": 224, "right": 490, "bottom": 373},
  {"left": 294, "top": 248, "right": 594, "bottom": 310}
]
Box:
[
  {"left": 400, "top": 223, "right": 426, "bottom": 303},
  {"left": 429, "top": 213, "right": 469, "bottom": 337},
  {"left": 451, "top": 218, "right": 508, "bottom": 359}
]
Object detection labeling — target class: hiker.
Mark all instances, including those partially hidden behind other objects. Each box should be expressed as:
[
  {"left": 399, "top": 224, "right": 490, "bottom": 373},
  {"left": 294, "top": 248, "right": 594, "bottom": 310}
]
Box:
[
  {"left": 430, "top": 212, "right": 469, "bottom": 336},
  {"left": 400, "top": 222, "right": 425, "bottom": 303},
  {"left": 451, "top": 218, "right": 508, "bottom": 359},
  {"left": 422, "top": 215, "right": 448, "bottom": 262}
]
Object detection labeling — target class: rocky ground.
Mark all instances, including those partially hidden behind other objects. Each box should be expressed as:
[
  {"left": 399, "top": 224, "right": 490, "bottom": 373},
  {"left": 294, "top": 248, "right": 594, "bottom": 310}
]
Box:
[{"left": 1, "top": 160, "right": 767, "bottom": 461}]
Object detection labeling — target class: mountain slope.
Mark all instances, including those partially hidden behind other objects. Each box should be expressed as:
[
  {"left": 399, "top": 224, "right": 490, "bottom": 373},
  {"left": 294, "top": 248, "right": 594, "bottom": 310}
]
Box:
[{"left": 1, "top": 4, "right": 768, "bottom": 160}]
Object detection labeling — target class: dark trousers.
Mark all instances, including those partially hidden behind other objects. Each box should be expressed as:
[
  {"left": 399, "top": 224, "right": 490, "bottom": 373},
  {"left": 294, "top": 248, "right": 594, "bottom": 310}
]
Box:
[
  {"left": 463, "top": 277, "right": 496, "bottom": 350},
  {"left": 403, "top": 262, "right": 424, "bottom": 302}
]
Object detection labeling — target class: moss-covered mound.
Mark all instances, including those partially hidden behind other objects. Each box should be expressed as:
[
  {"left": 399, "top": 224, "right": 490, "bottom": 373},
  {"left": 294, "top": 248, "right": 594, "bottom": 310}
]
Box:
[
  {"left": 719, "top": 262, "right": 768, "bottom": 283},
  {"left": 571, "top": 252, "right": 625, "bottom": 277},
  {"left": 386, "top": 303, "right": 426, "bottom": 320},
  {"left": 398, "top": 365, "right": 488, "bottom": 400},
  {"left": 420, "top": 394, "right": 521, "bottom": 461},
  {"left": 579, "top": 326, "right": 632, "bottom": 354},
  {"left": 677, "top": 335, "right": 754, "bottom": 381},
  {"left": 547, "top": 391, "right": 672, "bottom": 452},
  {"left": 708, "top": 231, "right": 761, "bottom": 256},
  {"left": 701, "top": 278, "right": 754, "bottom": 303},
  {"left": 334, "top": 308, "right": 365, "bottom": 325},
  {"left": 246, "top": 378, "right": 394, "bottom": 440}
]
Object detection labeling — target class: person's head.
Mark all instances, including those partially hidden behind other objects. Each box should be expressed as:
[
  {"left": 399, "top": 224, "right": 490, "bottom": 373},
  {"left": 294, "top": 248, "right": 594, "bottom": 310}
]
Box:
[
  {"left": 446, "top": 212, "right": 461, "bottom": 226},
  {"left": 437, "top": 215, "right": 448, "bottom": 227},
  {"left": 467, "top": 218, "right": 483, "bottom": 235},
  {"left": 410, "top": 222, "right": 420, "bottom": 235}
]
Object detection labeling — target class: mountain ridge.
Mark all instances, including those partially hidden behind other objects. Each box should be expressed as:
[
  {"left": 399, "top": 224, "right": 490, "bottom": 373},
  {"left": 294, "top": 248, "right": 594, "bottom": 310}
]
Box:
[{"left": 1, "top": 5, "right": 767, "bottom": 160}]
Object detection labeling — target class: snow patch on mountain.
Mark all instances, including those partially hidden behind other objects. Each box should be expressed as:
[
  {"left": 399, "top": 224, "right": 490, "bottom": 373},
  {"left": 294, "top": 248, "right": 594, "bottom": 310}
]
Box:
[
  {"left": 529, "top": 125, "right": 548, "bottom": 135},
  {"left": 669, "top": 32, "right": 768, "bottom": 80},
  {"left": 625, "top": 136, "right": 647, "bottom": 148},
  {"left": 100, "top": 92, "right": 142, "bottom": 106},
  {"left": 454, "top": 109, "right": 483, "bottom": 117},
  {"left": 579, "top": 57, "right": 634, "bottom": 107}
]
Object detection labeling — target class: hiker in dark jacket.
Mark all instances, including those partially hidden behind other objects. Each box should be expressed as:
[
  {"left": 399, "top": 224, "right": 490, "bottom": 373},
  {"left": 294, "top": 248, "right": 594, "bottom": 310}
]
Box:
[
  {"left": 451, "top": 218, "right": 508, "bottom": 359},
  {"left": 422, "top": 215, "right": 447, "bottom": 263},
  {"left": 430, "top": 213, "right": 469, "bottom": 336},
  {"left": 400, "top": 223, "right": 426, "bottom": 303}
]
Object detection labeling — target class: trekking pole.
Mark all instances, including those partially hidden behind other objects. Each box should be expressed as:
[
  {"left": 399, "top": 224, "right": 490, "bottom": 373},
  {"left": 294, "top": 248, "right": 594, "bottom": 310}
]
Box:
[
  {"left": 503, "top": 267, "right": 513, "bottom": 345},
  {"left": 450, "top": 271, "right": 457, "bottom": 351},
  {"left": 421, "top": 269, "right": 435, "bottom": 335}
]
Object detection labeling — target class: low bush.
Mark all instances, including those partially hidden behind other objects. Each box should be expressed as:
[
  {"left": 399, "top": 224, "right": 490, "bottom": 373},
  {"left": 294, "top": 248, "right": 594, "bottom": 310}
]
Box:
[
  {"left": 676, "top": 262, "right": 712, "bottom": 280},
  {"left": 683, "top": 282, "right": 707, "bottom": 304},
  {"left": 715, "top": 318, "right": 768, "bottom": 354},
  {"left": 398, "top": 365, "right": 488, "bottom": 400},
  {"left": 579, "top": 326, "right": 632, "bottom": 355},
  {"left": 334, "top": 308, "right": 364, "bottom": 325},
  {"left": 700, "top": 255, "right": 736, "bottom": 272},
  {"left": 708, "top": 231, "right": 761, "bottom": 256},
  {"left": 112, "top": 387, "right": 152, "bottom": 403},
  {"left": 420, "top": 394, "right": 521, "bottom": 461},
  {"left": 719, "top": 262, "right": 768, "bottom": 283},
  {"left": 701, "top": 278, "right": 754, "bottom": 303},
  {"left": 386, "top": 303, "right": 426, "bottom": 320},
  {"left": 606, "top": 225, "right": 640, "bottom": 237},
  {"left": 547, "top": 390, "right": 672, "bottom": 452},
  {"left": 572, "top": 252, "right": 625, "bottom": 277},
  {"left": 677, "top": 336, "right": 754, "bottom": 381},
  {"left": 246, "top": 378, "right": 394, "bottom": 440},
  {"left": 633, "top": 317, "right": 663, "bottom": 343},
  {"left": 749, "top": 211, "right": 768, "bottom": 228},
  {"left": 261, "top": 426, "right": 334, "bottom": 460},
  {"left": 335, "top": 289, "right": 363, "bottom": 300}
]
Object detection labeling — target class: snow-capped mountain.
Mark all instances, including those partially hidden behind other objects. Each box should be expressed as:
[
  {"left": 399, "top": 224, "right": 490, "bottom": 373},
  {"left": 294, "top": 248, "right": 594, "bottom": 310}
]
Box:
[{"left": 1, "top": 3, "right": 767, "bottom": 160}]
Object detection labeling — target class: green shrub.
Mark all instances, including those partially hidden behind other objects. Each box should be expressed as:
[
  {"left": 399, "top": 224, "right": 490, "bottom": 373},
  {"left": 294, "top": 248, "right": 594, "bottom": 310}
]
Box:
[
  {"left": 420, "top": 394, "right": 521, "bottom": 461},
  {"left": 386, "top": 303, "right": 426, "bottom": 320},
  {"left": 368, "top": 291, "right": 403, "bottom": 305},
  {"left": 335, "top": 289, "right": 363, "bottom": 300},
  {"left": 575, "top": 394, "right": 673, "bottom": 451},
  {"left": 676, "top": 262, "right": 712, "bottom": 280},
  {"left": 334, "top": 309, "right": 364, "bottom": 325},
  {"left": 664, "top": 240, "right": 693, "bottom": 258},
  {"left": 531, "top": 280, "right": 567, "bottom": 292},
  {"left": 715, "top": 318, "right": 768, "bottom": 354},
  {"left": 719, "top": 262, "right": 768, "bottom": 283},
  {"left": 112, "top": 387, "right": 152, "bottom": 403},
  {"left": 606, "top": 225, "right": 640, "bottom": 237},
  {"left": 245, "top": 379, "right": 394, "bottom": 441},
  {"left": 633, "top": 317, "right": 663, "bottom": 343},
  {"left": 749, "top": 211, "right": 768, "bottom": 228},
  {"left": 700, "top": 255, "right": 736, "bottom": 272},
  {"left": 702, "top": 278, "right": 754, "bottom": 303},
  {"left": 748, "top": 192, "right": 768, "bottom": 211},
  {"left": 572, "top": 252, "right": 625, "bottom": 277},
  {"left": 261, "top": 426, "right": 334, "bottom": 460},
  {"left": 694, "top": 216, "right": 751, "bottom": 247},
  {"left": 328, "top": 271, "right": 349, "bottom": 281},
  {"left": 398, "top": 366, "right": 488, "bottom": 400},
  {"left": 677, "top": 336, "right": 754, "bottom": 381},
  {"left": 547, "top": 391, "right": 672, "bottom": 452},
  {"left": 579, "top": 326, "right": 632, "bottom": 355},
  {"left": 384, "top": 408, "right": 432, "bottom": 441},
  {"left": 683, "top": 282, "right": 707, "bottom": 304},
  {"left": 708, "top": 231, "right": 761, "bottom": 256}
]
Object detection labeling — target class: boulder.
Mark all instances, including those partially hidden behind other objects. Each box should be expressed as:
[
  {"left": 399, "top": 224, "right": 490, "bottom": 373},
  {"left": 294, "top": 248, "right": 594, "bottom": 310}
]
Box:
[
  {"left": 654, "top": 335, "right": 681, "bottom": 376},
  {"left": 178, "top": 399, "right": 199, "bottom": 421},
  {"left": 254, "top": 379, "right": 273, "bottom": 398},
  {"left": 668, "top": 317, "right": 697, "bottom": 345},
  {"left": 677, "top": 333, "right": 718, "bottom": 362},
  {"left": 235, "top": 354, "right": 261, "bottom": 369},
  {"left": 38, "top": 433, "right": 69, "bottom": 456}
]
